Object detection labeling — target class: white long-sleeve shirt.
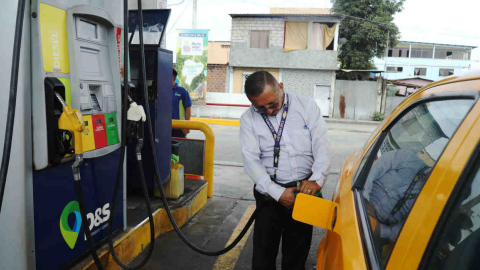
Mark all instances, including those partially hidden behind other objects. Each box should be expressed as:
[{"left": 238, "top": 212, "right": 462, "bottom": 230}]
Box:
[{"left": 240, "top": 92, "right": 331, "bottom": 201}]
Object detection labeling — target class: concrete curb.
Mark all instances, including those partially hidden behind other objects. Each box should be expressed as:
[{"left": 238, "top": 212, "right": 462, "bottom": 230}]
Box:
[
  {"left": 191, "top": 117, "right": 239, "bottom": 126},
  {"left": 214, "top": 160, "right": 244, "bottom": 167},
  {"left": 325, "top": 118, "right": 381, "bottom": 126},
  {"left": 191, "top": 117, "right": 380, "bottom": 127}
]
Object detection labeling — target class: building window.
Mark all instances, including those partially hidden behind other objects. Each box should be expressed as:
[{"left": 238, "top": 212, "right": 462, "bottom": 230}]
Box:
[
  {"left": 414, "top": 68, "right": 427, "bottom": 76},
  {"left": 284, "top": 21, "right": 309, "bottom": 51},
  {"left": 388, "top": 44, "right": 410, "bottom": 58},
  {"left": 434, "top": 46, "right": 471, "bottom": 60},
  {"left": 284, "top": 21, "right": 337, "bottom": 51},
  {"left": 439, "top": 69, "right": 454, "bottom": 76},
  {"left": 386, "top": 66, "right": 404, "bottom": 73},
  {"left": 411, "top": 44, "right": 434, "bottom": 59},
  {"left": 250, "top": 30, "right": 269, "bottom": 49}
]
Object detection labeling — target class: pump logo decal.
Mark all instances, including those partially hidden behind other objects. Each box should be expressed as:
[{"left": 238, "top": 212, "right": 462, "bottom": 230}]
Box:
[
  {"left": 60, "top": 201, "right": 111, "bottom": 248},
  {"left": 60, "top": 201, "right": 82, "bottom": 249}
]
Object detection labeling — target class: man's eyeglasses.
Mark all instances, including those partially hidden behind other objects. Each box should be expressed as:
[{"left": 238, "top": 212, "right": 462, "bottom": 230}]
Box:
[{"left": 254, "top": 92, "right": 284, "bottom": 114}]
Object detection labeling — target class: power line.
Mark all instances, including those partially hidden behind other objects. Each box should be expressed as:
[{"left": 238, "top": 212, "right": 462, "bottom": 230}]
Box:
[{"left": 166, "top": 0, "right": 191, "bottom": 36}]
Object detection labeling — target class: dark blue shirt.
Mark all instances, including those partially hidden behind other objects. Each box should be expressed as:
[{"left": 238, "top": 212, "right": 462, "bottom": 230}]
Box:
[{"left": 172, "top": 84, "right": 192, "bottom": 120}]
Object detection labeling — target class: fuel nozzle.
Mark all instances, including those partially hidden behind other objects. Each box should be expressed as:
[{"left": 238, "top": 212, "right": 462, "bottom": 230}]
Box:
[{"left": 54, "top": 91, "right": 85, "bottom": 155}]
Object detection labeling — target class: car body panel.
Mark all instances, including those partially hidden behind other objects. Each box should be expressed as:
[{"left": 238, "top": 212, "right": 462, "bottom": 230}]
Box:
[{"left": 311, "top": 71, "right": 480, "bottom": 270}]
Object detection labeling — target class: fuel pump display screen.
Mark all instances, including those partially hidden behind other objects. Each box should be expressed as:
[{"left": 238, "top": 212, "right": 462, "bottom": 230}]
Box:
[
  {"left": 90, "top": 94, "right": 101, "bottom": 111},
  {"left": 78, "top": 19, "right": 97, "bottom": 39}
]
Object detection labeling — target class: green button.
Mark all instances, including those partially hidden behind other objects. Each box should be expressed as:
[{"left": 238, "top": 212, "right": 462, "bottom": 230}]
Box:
[{"left": 104, "top": 113, "right": 119, "bottom": 146}]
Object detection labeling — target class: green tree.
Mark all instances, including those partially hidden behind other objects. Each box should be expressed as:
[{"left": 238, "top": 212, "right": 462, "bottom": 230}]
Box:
[{"left": 333, "top": 0, "right": 405, "bottom": 79}]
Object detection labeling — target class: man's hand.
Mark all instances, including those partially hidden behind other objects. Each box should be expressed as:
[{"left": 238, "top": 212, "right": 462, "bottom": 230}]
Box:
[
  {"left": 278, "top": 187, "right": 297, "bottom": 209},
  {"left": 299, "top": 180, "right": 322, "bottom": 196},
  {"left": 182, "top": 129, "right": 190, "bottom": 135}
]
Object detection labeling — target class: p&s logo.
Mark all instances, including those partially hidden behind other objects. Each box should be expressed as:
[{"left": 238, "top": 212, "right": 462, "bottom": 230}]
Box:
[
  {"left": 60, "top": 201, "right": 111, "bottom": 249},
  {"left": 60, "top": 201, "right": 82, "bottom": 249}
]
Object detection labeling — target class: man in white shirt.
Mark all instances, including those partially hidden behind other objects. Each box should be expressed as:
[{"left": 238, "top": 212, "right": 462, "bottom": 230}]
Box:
[{"left": 240, "top": 71, "right": 331, "bottom": 270}]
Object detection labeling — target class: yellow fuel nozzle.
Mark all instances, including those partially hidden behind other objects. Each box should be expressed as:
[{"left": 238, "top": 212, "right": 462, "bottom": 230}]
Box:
[{"left": 54, "top": 92, "right": 85, "bottom": 155}]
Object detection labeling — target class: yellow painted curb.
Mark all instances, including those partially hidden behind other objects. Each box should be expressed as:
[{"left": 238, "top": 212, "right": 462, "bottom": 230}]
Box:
[
  {"left": 79, "top": 184, "right": 208, "bottom": 270},
  {"left": 191, "top": 118, "right": 240, "bottom": 126}
]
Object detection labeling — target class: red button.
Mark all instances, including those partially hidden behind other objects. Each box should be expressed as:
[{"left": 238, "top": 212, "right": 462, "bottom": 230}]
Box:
[{"left": 91, "top": 114, "right": 108, "bottom": 149}]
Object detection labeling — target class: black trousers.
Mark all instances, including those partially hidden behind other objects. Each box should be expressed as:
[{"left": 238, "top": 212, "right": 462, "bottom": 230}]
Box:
[
  {"left": 252, "top": 188, "right": 313, "bottom": 270},
  {"left": 172, "top": 129, "right": 185, "bottom": 138}
]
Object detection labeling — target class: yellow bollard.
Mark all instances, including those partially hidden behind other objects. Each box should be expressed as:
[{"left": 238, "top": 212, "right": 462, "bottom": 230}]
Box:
[{"left": 172, "top": 120, "right": 215, "bottom": 198}]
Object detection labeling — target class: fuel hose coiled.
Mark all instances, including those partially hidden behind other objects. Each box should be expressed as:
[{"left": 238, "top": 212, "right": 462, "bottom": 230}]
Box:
[
  {"left": 77, "top": 0, "right": 156, "bottom": 269},
  {"left": 104, "top": 0, "right": 156, "bottom": 268},
  {"left": 136, "top": 0, "right": 256, "bottom": 256}
]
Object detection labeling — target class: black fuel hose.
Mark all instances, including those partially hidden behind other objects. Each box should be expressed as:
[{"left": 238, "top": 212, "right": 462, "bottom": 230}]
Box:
[
  {"left": 106, "top": 0, "right": 156, "bottom": 268},
  {"left": 0, "top": 0, "right": 26, "bottom": 215},
  {"left": 75, "top": 179, "right": 105, "bottom": 269},
  {"left": 136, "top": 0, "right": 256, "bottom": 256}
]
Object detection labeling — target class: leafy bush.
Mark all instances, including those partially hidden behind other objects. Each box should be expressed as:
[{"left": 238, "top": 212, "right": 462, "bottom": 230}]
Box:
[{"left": 373, "top": 112, "right": 386, "bottom": 121}]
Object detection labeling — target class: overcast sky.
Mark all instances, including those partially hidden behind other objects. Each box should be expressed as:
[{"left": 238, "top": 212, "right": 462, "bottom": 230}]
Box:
[{"left": 164, "top": 0, "right": 480, "bottom": 68}]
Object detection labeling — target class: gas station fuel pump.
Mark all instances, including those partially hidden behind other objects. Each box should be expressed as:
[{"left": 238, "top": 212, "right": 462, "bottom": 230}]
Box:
[
  {"left": 30, "top": 2, "right": 125, "bottom": 269},
  {"left": 0, "top": 1, "right": 257, "bottom": 269}
]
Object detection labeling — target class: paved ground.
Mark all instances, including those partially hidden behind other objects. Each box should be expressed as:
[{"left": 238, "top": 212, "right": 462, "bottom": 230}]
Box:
[{"left": 130, "top": 121, "right": 378, "bottom": 269}]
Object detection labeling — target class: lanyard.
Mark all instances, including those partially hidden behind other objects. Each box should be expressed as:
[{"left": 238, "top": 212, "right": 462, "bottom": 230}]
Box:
[{"left": 261, "top": 93, "right": 289, "bottom": 181}]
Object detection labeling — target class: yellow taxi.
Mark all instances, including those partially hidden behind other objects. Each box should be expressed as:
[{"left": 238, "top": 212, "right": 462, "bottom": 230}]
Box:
[{"left": 293, "top": 70, "right": 480, "bottom": 270}]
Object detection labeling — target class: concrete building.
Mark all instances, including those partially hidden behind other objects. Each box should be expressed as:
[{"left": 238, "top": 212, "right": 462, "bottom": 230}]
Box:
[
  {"left": 374, "top": 41, "right": 477, "bottom": 82},
  {"left": 228, "top": 10, "right": 342, "bottom": 117},
  {"left": 207, "top": 41, "right": 230, "bottom": 93}
]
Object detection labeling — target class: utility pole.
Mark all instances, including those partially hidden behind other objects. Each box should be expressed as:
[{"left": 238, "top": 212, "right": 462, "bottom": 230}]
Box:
[
  {"left": 192, "top": 0, "right": 197, "bottom": 29},
  {"left": 384, "top": 30, "right": 389, "bottom": 72}
]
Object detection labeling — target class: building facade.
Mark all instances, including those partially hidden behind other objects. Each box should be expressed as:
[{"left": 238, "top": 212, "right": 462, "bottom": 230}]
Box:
[
  {"left": 206, "top": 41, "right": 230, "bottom": 92},
  {"left": 374, "top": 41, "right": 476, "bottom": 82},
  {"left": 228, "top": 11, "right": 342, "bottom": 117}
]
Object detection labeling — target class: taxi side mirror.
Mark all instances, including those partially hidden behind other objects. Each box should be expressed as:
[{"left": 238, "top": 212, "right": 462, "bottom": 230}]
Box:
[{"left": 292, "top": 193, "right": 339, "bottom": 232}]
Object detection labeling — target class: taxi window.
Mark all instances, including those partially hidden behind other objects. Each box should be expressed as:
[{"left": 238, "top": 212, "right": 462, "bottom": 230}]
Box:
[
  {"left": 359, "top": 99, "right": 474, "bottom": 269},
  {"left": 424, "top": 159, "right": 480, "bottom": 270}
]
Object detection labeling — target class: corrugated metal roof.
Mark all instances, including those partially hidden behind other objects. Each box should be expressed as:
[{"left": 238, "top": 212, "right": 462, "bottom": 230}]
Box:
[{"left": 229, "top": 13, "right": 342, "bottom": 19}]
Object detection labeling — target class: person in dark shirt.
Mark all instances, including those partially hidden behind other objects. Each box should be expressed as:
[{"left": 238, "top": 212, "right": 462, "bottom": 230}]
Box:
[{"left": 172, "top": 69, "right": 192, "bottom": 138}]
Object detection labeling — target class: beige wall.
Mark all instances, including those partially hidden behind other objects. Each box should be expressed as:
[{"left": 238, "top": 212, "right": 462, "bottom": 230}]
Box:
[
  {"left": 207, "top": 42, "right": 230, "bottom": 65},
  {"left": 233, "top": 68, "right": 279, "bottom": 94}
]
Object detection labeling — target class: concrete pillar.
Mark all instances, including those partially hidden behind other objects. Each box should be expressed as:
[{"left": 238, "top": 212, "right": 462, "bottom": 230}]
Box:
[
  {"left": 381, "top": 78, "right": 388, "bottom": 114},
  {"left": 329, "top": 71, "right": 336, "bottom": 118},
  {"left": 229, "top": 66, "right": 234, "bottom": 93},
  {"left": 334, "top": 22, "right": 340, "bottom": 51},
  {"left": 376, "top": 77, "right": 383, "bottom": 113}
]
